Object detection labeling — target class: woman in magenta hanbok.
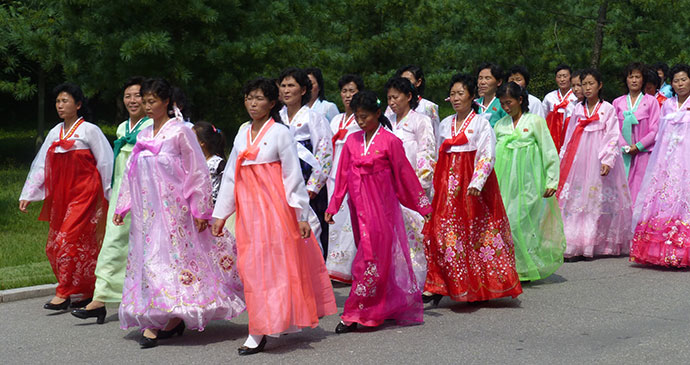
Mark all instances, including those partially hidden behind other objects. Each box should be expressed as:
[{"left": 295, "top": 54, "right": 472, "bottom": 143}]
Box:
[
  {"left": 612, "top": 62, "right": 661, "bottom": 204},
  {"left": 631, "top": 64, "right": 690, "bottom": 267},
  {"left": 558, "top": 69, "right": 633, "bottom": 259},
  {"left": 326, "top": 90, "right": 432, "bottom": 334},
  {"left": 113, "top": 79, "right": 245, "bottom": 348}
]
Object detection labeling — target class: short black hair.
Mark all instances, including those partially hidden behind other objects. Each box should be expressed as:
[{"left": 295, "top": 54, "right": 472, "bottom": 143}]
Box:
[
  {"left": 305, "top": 67, "right": 325, "bottom": 100},
  {"left": 579, "top": 68, "right": 604, "bottom": 100},
  {"left": 643, "top": 67, "right": 661, "bottom": 89},
  {"left": 278, "top": 67, "right": 312, "bottom": 106},
  {"left": 122, "top": 76, "right": 145, "bottom": 94},
  {"left": 555, "top": 64, "right": 572, "bottom": 76},
  {"left": 384, "top": 76, "right": 419, "bottom": 110},
  {"left": 53, "top": 82, "right": 92, "bottom": 121},
  {"left": 350, "top": 90, "right": 392, "bottom": 130},
  {"left": 448, "top": 73, "right": 479, "bottom": 113},
  {"left": 395, "top": 65, "right": 426, "bottom": 96},
  {"left": 140, "top": 78, "right": 176, "bottom": 117},
  {"left": 476, "top": 62, "right": 504, "bottom": 81},
  {"left": 338, "top": 74, "right": 365, "bottom": 91},
  {"left": 242, "top": 77, "right": 284, "bottom": 124},
  {"left": 669, "top": 63, "right": 690, "bottom": 96},
  {"left": 622, "top": 62, "right": 647, "bottom": 93},
  {"left": 507, "top": 65, "right": 531, "bottom": 87},
  {"left": 496, "top": 81, "right": 529, "bottom": 113},
  {"left": 653, "top": 62, "right": 670, "bottom": 81}
]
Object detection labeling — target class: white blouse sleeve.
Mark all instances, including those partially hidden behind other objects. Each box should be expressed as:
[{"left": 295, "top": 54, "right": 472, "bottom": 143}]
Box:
[
  {"left": 306, "top": 112, "right": 333, "bottom": 194},
  {"left": 469, "top": 117, "right": 497, "bottom": 191},
  {"left": 85, "top": 124, "right": 114, "bottom": 200},
  {"left": 279, "top": 130, "right": 311, "bottom": 221},
  {"left": 19, "top": 126, "right": 61, "bottom": 202},
  {"left": 415, "top": 114, "right": 437, "bottom": 191}
]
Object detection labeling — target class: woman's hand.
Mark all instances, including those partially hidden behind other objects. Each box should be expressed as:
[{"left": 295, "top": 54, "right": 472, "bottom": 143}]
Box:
[
  {"left": 194, "top": 217, "right": 208, "bottom": 232},
  {"left": 543, "top": 188, "right": 557, "bottom": 198},
  {"left": 298, "top": 221, "right": 311, "bottom": 238},
  {"left": 113, "top": 213, "right": 124, "bottom": 226},
  {"left": 19, "top": 200, "right": 30, "bottom": 213},
  {"left": 467, "top": 187, "right": 481, "bottom": 196},
  {"left": 211, "top": 218, "right": 226, "bottom": 237},
  {"left": 324, "top": 212, "right": 335, "bottom": 224},
  {"left": 600, "top": 164, "right": 611, "bottom": 176},
  {"left": 308, "top": 191, "right": 317, "bottom": 199},
  {"left": 627, "top": 144, "right": 639, "bottom": 156},
  {"left": 424, "top": 213, "right": 432, "bottom": 221}
]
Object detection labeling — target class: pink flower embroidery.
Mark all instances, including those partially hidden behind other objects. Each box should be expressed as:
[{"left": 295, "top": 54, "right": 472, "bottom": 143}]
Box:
[
  {"left": 444, "top": 246, "right": 455, "bottom": 262},
  {"left": 479, "top": 246, "right": 495, "bottom": 262},
  {"left": 493, "top": 233, "right": 504, "bottom": 250}
]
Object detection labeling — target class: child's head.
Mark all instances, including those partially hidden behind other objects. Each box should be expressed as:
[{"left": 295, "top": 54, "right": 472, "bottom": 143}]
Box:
[
  {"left": 385, "top": 76, "right": 419, "bottom": 115},
  {"left": 350, "top": 90, "right": 391, "bottom": 132},
  {"left": 497, "top": 81, "right": 528, "bottom": 118},
  {"left": 193, "top": 121, "right": 226, "bottom": 158}
]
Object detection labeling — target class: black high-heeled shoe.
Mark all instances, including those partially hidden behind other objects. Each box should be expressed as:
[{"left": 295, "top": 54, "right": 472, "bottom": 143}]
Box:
[
  {"left": 44, "top": 298, "right": 70, "bottom": 311},
  {"left": 422, "top": 294, "right": 443, "bottom": 307},
  {"left": 71, "top": 306, "right": 107, "bottom": 324},
  {"left": 157, "top": 321, "right": 185, "bottom": 339},
  {"left": 70, "top": 297, "right": 92, "bottom": 309},
  {"left": 139, "top": 335, "right": 158, "bottom": 349},
  {"left": 335, "top": 321, "right": 358, "bottom": 334},
  {"left": 237, "top": 336, "right": 267, "bottom": 356}
]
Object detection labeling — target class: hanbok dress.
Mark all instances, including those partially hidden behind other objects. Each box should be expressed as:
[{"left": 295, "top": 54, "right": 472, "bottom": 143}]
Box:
[
  {"left": 327, "top": 126, "right": 432, "bottom": 326},
  {"left": 310, "top": 98, "right": 340, "bottom": 122},
  {"left": 655, "top": 92, "right": 668, "bottom": 108},
  {"left": 389, "top": 109, "right": 436, "bottom": 285},
  {"left": 630, "top": 96, "right": 690, "bottom": 267},
  {"left": 494, "top": 113, "right": 566, "bottom": 281},
  {"left": 528, "top": 94, "right": 547, "bottom": 119},
  {"left": 326, "top": 112, "right": 360, "bottom": 282},
  {"left": 424, "top": 111, "right": 522, "bottom": 301},
  {"left": 20, "top": 117, "right": 113, "bottom": 301},
  {"left": 477, "top": 96, "right": 508, "bottom": 128},
  {"left": 386, "top": 97, "right": 441, "bottom": 139},
  {"left": 612, "top": 93, "right": 660, "bottom": 203},
  {"left": 279, "top": 105, "right": 333, "bottom": 253},
  {"left": 558, "top": 101, "right": 633, "bottom": 258},
  {"left": 213, "top": 119, "right": 336, "bottom": 336},
  {"left": 116, "top": 118, "right": 245, "bottom": 331},
  {"left": 92, "top": 117, "right": 151, "bottom": 303},
  {"left": 543, "top": 89, "right": 578, "bottom": 152}
]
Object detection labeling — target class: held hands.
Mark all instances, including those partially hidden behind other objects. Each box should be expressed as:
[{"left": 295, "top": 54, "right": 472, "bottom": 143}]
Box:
[
  {"left": 324, "top": 212, "right": 334, "bottom": 224},
  {"left": 600, "top": 164, "right": 611, "bottom": 176},
  {"left": 211, "top": 218, "right": 226, "bottom": 237},
  {"left": 18, "top": 200, "right": 30, "bottom": 213},
  {"left": 113, "top": 213, "right": 124, "bottom": 226},
  {"left": 194, "top": 217, "right": 208, "bottom": 232},
  {"left": 543, "top": 188, "right": 557, "bottom": 198},
  {"left": 467, "top": 187, "right": 481, "bottom": 196},
  {"left": 298, "top": 221, "right": 311, "bottom": 238}
]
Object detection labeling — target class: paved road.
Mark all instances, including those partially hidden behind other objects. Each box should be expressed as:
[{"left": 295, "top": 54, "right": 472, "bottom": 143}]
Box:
[{"left": 1, "top": 257, "right": 689, "bottom": 364}]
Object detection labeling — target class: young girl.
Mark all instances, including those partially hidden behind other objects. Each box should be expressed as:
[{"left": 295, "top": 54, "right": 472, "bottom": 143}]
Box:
[
  {"left": 494, "top": 82, "right": 566, "bottom": 281},
  {"left": 476, "top": 62, "right": 507, "bottom": 128},
  {"left": 385, "top": 65, "right": 441, "bottom": 137},
  {"left": 193, "top": 121, "right": 227, "bottom": 204},
  {"left": 113, "top": 79, "right": 245, "bottom": 348},
  {"left": 423, "top": 74, "right": 522, "bottom": 305},
  {"left": 212, "top": 77, "right": 336, "bottom": 355},
  {"left": 325, "top": 90, "right": 431, "bottom": 333},
  {"left": 558, "top": 69, "right": 633, "bottom": 259},
  {"left": 630, "top": 64, "right": 690, "bottom": 267},
  {"left": 326, "top": 74, "right": 365, "bottom": 283},
  {"left": 20, "top": 83, "right": 113, "bottom": 311},
  {"left": 612, "top": 63, "right": 661, "bottom": 204}
]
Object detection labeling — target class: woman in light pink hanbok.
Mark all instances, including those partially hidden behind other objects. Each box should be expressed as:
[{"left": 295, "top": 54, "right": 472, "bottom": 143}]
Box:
[
  {"left": 631, "top": 64, "right": 690, "bottom": 267},
  {"left": 326, "top": 90, "right": 432, "bottom": 334},
  {"left": 557, "top": 69, "right": 633, "bottom": 259},
  {"left": 612, "top": 62, "right": 661, "bottom": 204},
  {"left": 114, "top": 79, "right": 245, "bottom": 349}
]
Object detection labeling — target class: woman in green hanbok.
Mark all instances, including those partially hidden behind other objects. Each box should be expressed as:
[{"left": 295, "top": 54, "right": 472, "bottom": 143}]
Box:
[{"left": 493, "top": 82, "right": 566, "bottom": 281}]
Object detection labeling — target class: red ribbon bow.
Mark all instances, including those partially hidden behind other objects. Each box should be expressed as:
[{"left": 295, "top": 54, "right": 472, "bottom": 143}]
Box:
[{"left": 558, "top": 103, "right": 600, "bottom": 194}]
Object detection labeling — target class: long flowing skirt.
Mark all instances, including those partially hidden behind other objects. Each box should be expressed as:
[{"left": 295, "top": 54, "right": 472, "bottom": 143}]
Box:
[
  {"left": 235, "top": 162, "right": 337, "bottom": 335},
  {"left": 326, "top": 194, "right": 357, "bottom": 283},
  {"left": 424, "top": 151, "right": 522, "bottom": 301},
  {"left": 40, "top": 149, "right": 107, "bottom": 299}
]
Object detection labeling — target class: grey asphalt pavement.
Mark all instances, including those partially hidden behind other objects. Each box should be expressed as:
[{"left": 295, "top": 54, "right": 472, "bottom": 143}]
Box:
[{"left": 1, "top": 257, "right": 689, "bottom": 364}]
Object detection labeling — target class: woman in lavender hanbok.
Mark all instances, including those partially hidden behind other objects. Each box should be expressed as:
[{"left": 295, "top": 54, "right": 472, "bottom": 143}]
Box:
[
  {"left": 612, "top": 62, "right": 661, "bottom": 204},
  {"left": 558, "top": 69, "right": 633, "bottom": 259},
  {"left": 326, "top": 90, "right": 431, "bottom": 334},
  {"left": 631, "top": 64, "right": 690, "bottom": 267},
  {"left": 113, "top": 79, "right": 245, "bottom": 348}
]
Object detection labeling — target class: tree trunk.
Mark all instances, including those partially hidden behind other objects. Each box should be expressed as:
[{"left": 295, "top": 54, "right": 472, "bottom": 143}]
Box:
[
  {"left": 35, "top": 69, "right": 45, "bottom": 151},
  {"left": 590, "top": 0, "right": 609, "bottom": 69}
]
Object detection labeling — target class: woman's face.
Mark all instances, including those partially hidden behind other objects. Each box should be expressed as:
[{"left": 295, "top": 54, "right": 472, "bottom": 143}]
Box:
[
  {"left": 507, "top": 73, "right": 527, "bottom": 88},
  {"left": 401, "top": 71, "right": 422, "bottom": 89},
  {"left": 123, "top": 84, "right": 144, "bottom": 118},
  {"left": 307, "top": 74, "right": 320, "bottom": 102},
  {"left": 387, "top": 88, "right": 412, "bottom": 115},
  {"left": 55, "top": 92, "right": 81, "bottom": 121},
  {"left": 244, "top": 89, "right": 275, "bottom": 122},
  {"left": 499, "top": 94, "right": 523, "bottom": 119},
  {"left": 571, "top": 75, "right": 584, "bottom": 101},
  {"left": 626, "top": 70, "right": 643, "bottom": 94},
  {"left": 672, "top": 71, "right": 690, "bottom": 99},
  {"left": 354, "top": 108, "right": 380, "bottom": 133},
  {"left": 142, "top": 92, "right": 169, "bottom": 120},
  {"left": 449, "top": 82, "right": 473, "bottom": 114},
  {"left": 581, "top": 75, "right": 602, "bottom": 100},
  {"left": 340, "top": 82, "right": 359, "bottom": 110},
  {"left": 279, "top": 76, "right": 306, "bottom": 108},
  {"left": 556, "top": 69, "right": 571, "bottom": 91},
  {"left": 478, "top": 68, "right": 501, "bottom": 97}
]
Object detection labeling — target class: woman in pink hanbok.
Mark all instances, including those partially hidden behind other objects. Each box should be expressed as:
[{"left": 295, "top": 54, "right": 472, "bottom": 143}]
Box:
[
  {"left": 326, "top": 90, "right": 432, "bottom": 334},
  {"left": 212, "top": 78, "right": 336, "bottom": 355},
  {"left": 631, "top": 64, "right": 690, "bottom": 267},
  {"left": 612, "top": 62, "right": 661, "bottom": 204},
  {"left": 113, "top": 79, "right": 245, "bottom": 349},
  {"left": 557, "top": 69, "right": 633, "bottom": 259}
]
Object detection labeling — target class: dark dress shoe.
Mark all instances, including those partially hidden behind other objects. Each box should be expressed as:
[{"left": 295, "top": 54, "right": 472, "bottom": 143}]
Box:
[
  {"left": 157, "top": 321, "right": 185, "bottom": 339},
  {"left": 44, "top": 298, "right": 70, "bottom": 311},
  {"left": 335, "top": 321, "right": 358, "bottom": 334},
  {"left": 422, "top": 293, "right": 443, "bottom": 307},
  {"left": 71, "top": 306, "right": 107, "bottom": 324},
  {"left": 139, "top": 335, "right": 158, "bottom": 349},
  {"left": 70, "top": 298, "right": 92, "bottom": 309},
  {"left": 238, "top": 336, "right": 267, "bottom": 356}
]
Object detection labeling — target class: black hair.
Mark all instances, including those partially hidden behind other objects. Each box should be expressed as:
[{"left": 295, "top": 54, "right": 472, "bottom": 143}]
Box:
[
  {"left": 350, "top": 90, "right": 392, "bottom": 130},
  {"left": 476, "top": 62, "right": 504, "bottom": 82},
  {"left": 338, "top": 74, "right": 365, "bottom": 91},
  {"left": 579, "top": 68, "right": 604, "bottom": 101},
  {"left": 448, "top": 73, "right": 480, "bottom": 113},
  {"left": 171, "top": 87, "right": 191, "bottom": 120},
  {"left": 555, "top": 64, "right": 572, "bottom": 76},
  {"left": 643, "top": 67, "right": 661, "bottom": 89},
  {"left": 122, "top": 76, "right": 145, "bottom": 93},
  {"left": 507, "top": 65, "right": 531, "bottom": 87},
  {"left": 571, "top": 69, "right": 584, "bottom": 80},
  {"left": 305, "top": 67, "right": 325, "bottom": 100},
  {"left": 395, "top": 65, "right": 426, "bottom": 96},
  {"left": 669, "top": 63, "right": 690, "bottom": 96},
  {"left": 496, "top": 81, "right": 529, "bottom": 113},
  {"left": 193, "top": 121, "right": 227, "bottom": 174},
  {"left": 622, "top": 62, "right": 647, "bottom": 93},
  {"left": 242, "top": 77, "right": 284, "bottom": 124},
  {"left": 53, "top": 83, "right": 92, "bottom": 121},
  {"left": 653, "top": 62, "right": 670, "bottom": 81},
  {"left": 384, "top": 76, "right": 419, "bottom": 110},
  {"left": 278, "top": 67, "right": 312, "bottom": 106},
  {"left": 140, "top": 78, "right": 176, "bottom": 117}
]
